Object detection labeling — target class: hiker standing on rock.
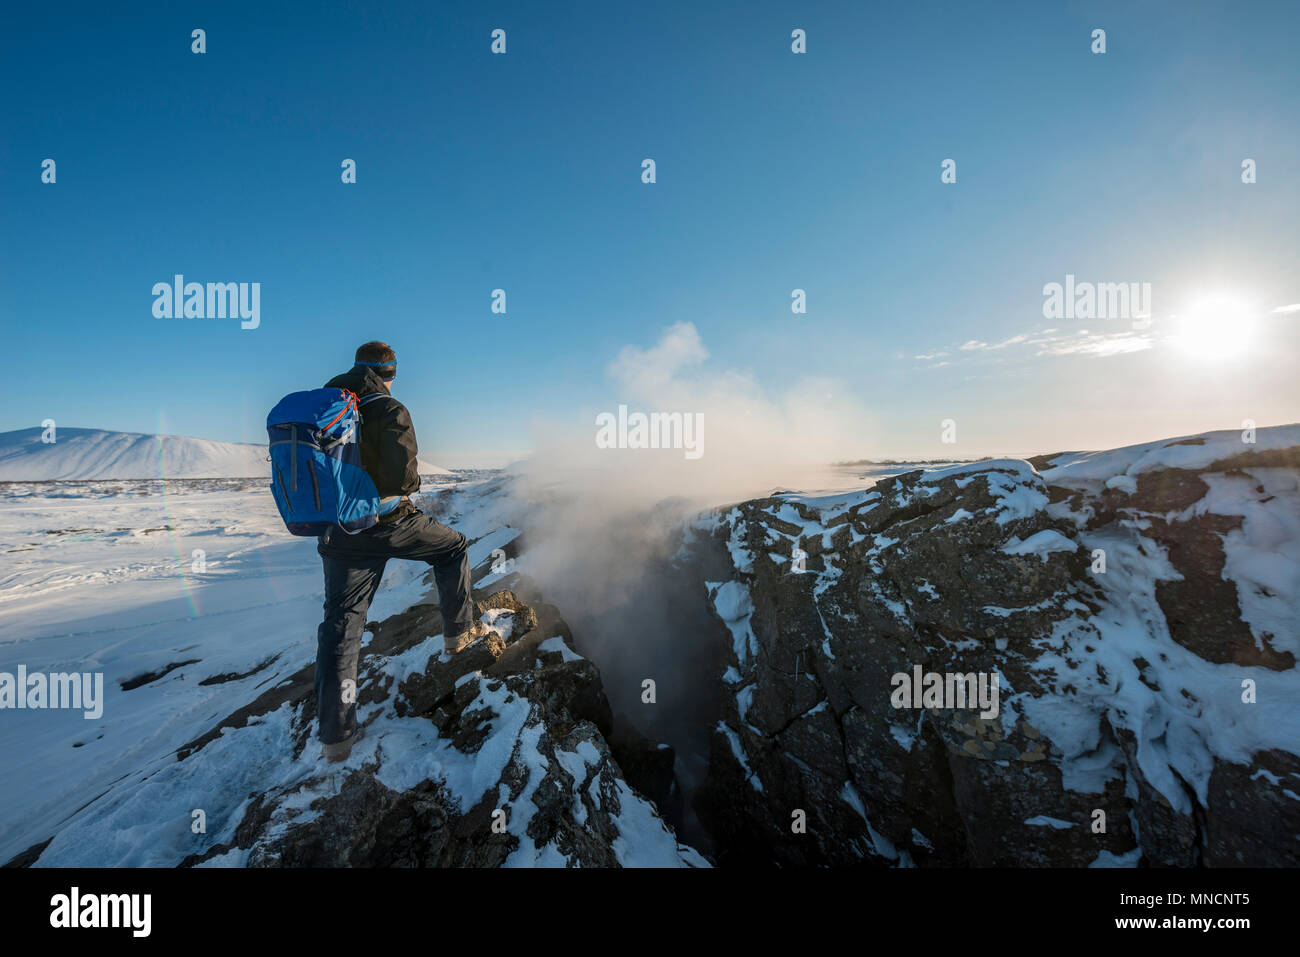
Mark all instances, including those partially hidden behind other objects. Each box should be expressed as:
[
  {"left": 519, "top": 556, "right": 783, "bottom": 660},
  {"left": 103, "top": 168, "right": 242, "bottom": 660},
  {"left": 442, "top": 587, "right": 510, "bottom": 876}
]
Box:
[{"left": 310, "top": 341, "right": 490, "bottom": 761}]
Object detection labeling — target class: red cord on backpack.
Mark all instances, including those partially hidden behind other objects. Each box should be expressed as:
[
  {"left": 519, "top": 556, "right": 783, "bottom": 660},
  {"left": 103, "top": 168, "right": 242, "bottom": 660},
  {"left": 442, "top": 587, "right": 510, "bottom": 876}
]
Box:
[{"left": 322, "top": 390, "right": 359, "bottom": 433}]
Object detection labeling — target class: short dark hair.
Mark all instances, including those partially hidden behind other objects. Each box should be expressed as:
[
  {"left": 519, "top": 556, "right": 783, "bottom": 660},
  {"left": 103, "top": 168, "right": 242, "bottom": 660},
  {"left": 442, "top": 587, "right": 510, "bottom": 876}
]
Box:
[{"left": 355, "top": 341, "right": 396, "bottom": 364}]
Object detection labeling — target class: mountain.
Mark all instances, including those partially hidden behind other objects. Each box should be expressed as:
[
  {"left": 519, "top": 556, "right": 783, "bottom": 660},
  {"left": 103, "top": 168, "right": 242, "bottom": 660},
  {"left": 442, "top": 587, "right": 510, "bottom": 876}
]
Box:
[{"left": 0, "top": 428, "right": 451, "bottom": 480}]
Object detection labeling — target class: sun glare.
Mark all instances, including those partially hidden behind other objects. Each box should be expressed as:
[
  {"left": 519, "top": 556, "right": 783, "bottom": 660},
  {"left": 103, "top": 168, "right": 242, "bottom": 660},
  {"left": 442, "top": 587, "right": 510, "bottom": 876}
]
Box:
[{"left": 1172, "top": 293, "right": 1256, "bottom": 360}]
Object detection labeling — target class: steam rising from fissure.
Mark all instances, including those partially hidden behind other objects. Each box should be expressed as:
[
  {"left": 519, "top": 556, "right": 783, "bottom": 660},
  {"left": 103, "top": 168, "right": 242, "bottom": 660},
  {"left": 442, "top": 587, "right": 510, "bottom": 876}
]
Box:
[{"left": 501, "top": 323, "right": 873, "bottom": 832}]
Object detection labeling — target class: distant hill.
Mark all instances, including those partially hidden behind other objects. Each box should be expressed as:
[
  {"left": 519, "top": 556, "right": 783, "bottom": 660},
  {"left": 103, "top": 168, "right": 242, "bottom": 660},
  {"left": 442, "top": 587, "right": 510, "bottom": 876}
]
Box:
[{"left": 0, "top": 428, "right": 452, "bottom": 480}]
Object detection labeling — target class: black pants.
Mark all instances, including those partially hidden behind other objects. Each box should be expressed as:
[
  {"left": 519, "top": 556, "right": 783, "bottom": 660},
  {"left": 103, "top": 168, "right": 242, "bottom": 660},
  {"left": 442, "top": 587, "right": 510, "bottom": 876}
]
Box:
[{"left": 314, "top": 509, "right": 475, "bottom": 744}]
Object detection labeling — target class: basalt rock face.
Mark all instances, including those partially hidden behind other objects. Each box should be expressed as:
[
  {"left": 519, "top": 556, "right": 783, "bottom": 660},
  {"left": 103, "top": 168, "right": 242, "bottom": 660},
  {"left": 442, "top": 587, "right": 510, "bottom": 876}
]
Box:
[
  {"left": 153, "top": 589, "right": 702, "bottom": 869},
  {"left": 687, "top": 428, "right": 1300, "bottom": 868}
]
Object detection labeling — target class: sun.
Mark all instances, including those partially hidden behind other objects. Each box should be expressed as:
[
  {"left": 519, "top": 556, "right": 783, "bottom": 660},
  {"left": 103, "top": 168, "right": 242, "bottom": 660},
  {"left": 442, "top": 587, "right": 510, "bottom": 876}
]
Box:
[{"left": 1171, "top": 292, "right": 1256, "bottom": 360}]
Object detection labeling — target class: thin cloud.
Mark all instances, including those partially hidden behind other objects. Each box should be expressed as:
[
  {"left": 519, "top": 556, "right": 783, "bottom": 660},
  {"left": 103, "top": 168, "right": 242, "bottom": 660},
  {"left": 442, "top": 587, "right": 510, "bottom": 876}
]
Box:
[
  {"left": 959, "top": 333, "right": 1032, "bottom": 352},
  {"left": 1035, "top": 332, "right": 1156, "bottom": 357},
  {"left": 917, "top": 322, "right": 1162, "bottom": 366}
]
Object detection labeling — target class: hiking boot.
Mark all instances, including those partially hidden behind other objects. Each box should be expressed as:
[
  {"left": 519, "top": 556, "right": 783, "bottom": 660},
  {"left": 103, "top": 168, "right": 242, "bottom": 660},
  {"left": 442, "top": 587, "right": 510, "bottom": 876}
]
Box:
[
  {"left": 322, "top": 726, "right": 365, "bottom": 763},
  {"left": 444, "top": 620, "right": 496, "bottom": 654}
]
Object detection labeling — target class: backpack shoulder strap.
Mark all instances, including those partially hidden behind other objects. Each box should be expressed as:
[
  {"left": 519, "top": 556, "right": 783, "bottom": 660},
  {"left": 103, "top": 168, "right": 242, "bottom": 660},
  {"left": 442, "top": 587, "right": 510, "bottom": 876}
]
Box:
[{"left": 355, "top": 392, "right": 390, "bottom": 428}]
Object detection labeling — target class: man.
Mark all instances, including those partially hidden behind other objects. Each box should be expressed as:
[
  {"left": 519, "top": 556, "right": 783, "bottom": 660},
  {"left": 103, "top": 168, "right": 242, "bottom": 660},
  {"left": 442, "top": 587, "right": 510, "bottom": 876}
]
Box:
[{"left": 314, "top": 341, "right": 489, "bottom": 762}]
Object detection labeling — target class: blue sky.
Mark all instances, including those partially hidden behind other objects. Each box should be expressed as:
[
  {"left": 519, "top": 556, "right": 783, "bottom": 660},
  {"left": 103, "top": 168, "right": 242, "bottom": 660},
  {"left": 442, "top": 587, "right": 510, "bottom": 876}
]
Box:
[{"left": 3, "top": 0, "right": 1298, "bottom": 466}]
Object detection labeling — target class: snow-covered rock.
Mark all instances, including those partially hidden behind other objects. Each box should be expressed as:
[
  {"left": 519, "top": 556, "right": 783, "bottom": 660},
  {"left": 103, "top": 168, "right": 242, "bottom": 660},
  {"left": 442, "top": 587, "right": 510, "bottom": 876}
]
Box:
[
  {"left": 17, "top": 590, "right": 702, "bottom": 868},
  {"left": 685, "top": 425, "right": 1300, "bottom": 867},
  {"left": 8, "top": 423, "right": 1297, "bottom": 869}
]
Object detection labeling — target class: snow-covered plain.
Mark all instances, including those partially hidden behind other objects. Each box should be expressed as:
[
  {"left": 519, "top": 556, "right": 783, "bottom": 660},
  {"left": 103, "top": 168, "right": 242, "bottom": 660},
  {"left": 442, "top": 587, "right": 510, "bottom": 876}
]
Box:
[{"left": 0, "top": 475, "right": 466, "bottom": 865}]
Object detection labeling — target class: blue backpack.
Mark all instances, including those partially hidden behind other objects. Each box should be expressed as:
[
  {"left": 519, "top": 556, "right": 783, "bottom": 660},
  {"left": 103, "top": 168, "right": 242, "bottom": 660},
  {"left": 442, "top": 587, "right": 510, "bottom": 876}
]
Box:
[{"left": 266, "top": 388, "right": 387, "bottom": 536}]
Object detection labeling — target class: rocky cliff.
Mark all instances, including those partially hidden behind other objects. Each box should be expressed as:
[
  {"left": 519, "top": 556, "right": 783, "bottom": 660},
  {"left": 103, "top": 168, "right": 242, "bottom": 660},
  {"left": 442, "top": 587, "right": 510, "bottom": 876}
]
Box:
[{"left": 685, "top": 426, "right": 1300, "bottom": 866}]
